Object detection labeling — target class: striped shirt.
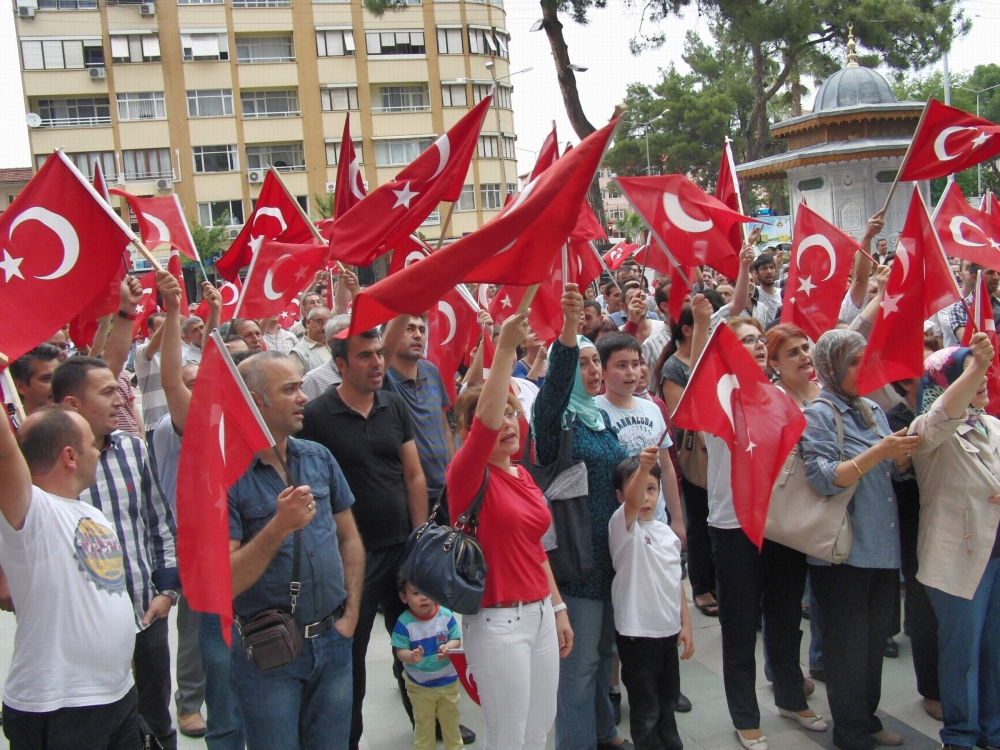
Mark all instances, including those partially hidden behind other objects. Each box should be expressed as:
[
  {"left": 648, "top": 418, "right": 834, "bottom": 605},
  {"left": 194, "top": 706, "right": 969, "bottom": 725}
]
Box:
[
  {"left": 134, "top": 342, "right": 169, "bottom": 430},
  {"left": 301, "top": 360, "right": 342, "bottom": 401},
  {"left": 385, "top": 361, "right": 451, "bottom": 499},
  {"left": 390, "top": 606, "right": 461, "bottom": 687},
  {"left": 81, "top": 431, "right": 180, "bottom": 626},
  {"left": 263, "top": 329, "right": 298, "bottom": 355}
]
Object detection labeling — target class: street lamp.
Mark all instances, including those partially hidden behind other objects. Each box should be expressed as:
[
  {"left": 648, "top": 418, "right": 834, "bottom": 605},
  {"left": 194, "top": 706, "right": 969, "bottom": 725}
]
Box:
[
  {"left": 626, "top": 109, "right": 668, "bottom": 175},
  {"left": 957, "top": 82, "right": 1000, "bottom": 195}
]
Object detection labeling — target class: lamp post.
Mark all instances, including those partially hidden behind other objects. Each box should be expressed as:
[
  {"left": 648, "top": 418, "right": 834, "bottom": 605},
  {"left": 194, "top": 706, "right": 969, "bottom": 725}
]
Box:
[
  {"left": 626, "top": 110, "right": 668, "bottom": 175},
  {"left": 957, "top": 82, "right": 1000, "bottom": 195}
]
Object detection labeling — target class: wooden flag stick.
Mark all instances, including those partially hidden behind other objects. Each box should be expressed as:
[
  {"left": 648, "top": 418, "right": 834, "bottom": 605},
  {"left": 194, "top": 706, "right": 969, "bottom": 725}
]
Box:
[
  {"left": 89, "top": 315, "right": 113, "bottom": 358},
  {"left": 517, "top": 284, "right": 540, "bottom": 313},
  {"left": 271, "top": 169, "right": 348, "bottom": 275},
  {"left": 436, "top": 202, "right": 455, "bottom": 251},
  {"left": 648, "top": 230, "right": 696, "bottom": 293},
  {"left": 590, "top": 242, "right": 623, "bottom": 292},
  {"left": 880, "top": 98, "right": 931, "bottom": 215}
]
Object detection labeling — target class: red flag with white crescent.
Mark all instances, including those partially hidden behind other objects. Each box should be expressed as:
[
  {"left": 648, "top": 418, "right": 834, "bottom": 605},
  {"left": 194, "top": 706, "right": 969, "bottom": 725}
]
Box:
[
  {"left": 334, "top": 118, "right": 366, "bottom": 221},
  {"left": 602, "top": 242, "right": 639, "bottom": 270},
  {"left": 428, "top": 288, "right": 477, "bottom": 405},
  {"left": 387, "top": 235, "right": 434, "bottom": 277},
  {"left": 110, "top": 190, "right": 200, "bottom": 263},
  {"left": 961, "top": 271, "right": 1000, "bottom": 416},
  {"left": 195, "top": 279, "right": 242, "bottom": 325},
  {"left": 233, "top": 240, "right": 328, "bottom": 320},
  {"left": 899, "top": 99, "right": 1000, "bottom": 182},
  {"left": 932, "top": 180, "right": 1000, "bottom": 270}
]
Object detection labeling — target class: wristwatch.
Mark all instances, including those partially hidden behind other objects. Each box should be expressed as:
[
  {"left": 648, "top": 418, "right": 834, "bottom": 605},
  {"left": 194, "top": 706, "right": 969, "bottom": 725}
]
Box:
[{"left": 159, "top": 589, "right": 180, "bottom": 606}]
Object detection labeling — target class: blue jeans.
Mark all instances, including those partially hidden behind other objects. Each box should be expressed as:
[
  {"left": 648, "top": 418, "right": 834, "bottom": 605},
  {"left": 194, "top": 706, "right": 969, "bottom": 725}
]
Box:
[
  {"left": 555, "top": 596, "right": 618, "bottom": 750},
  {"left": 926, "top": 558, "right": 1000, "bottom": 749},
  {"left": 198, "top": 614, "right": 244, "bottom": 750},
  {"left": 230, "top": 624, "right": 353, "bottom": 750}
]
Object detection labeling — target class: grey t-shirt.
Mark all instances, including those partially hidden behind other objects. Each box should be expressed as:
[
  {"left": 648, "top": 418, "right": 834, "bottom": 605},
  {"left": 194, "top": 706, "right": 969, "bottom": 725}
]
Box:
[{"left": 660, "top": 355, "right": 690, "bottom": 389}]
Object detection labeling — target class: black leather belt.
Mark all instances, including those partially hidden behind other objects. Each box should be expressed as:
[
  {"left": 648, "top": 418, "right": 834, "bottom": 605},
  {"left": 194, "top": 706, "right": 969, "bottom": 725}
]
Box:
[{"left": 303, "top": 603, "right": 345, "bottom": 639}]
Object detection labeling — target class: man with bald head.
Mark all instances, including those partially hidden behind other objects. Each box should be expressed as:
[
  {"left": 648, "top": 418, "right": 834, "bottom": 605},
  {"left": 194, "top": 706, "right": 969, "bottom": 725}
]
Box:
[{"left": 0, "top": 403, "right": 139, "bottom": 749}]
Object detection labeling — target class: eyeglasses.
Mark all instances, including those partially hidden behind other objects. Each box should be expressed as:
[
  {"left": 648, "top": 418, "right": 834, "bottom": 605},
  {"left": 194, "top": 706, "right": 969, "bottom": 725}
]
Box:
[
  {"left": 503, "top": 409, "right": 522, "bottom": 422},
  {"left": 740, "top": 335, "right": 769, "bottom": 347}
]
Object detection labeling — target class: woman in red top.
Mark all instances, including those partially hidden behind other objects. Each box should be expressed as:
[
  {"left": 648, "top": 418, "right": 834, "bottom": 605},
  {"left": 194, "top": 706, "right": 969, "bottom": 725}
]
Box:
[{"left": 448, "top": 311, "right": 573, "bottom": 750}]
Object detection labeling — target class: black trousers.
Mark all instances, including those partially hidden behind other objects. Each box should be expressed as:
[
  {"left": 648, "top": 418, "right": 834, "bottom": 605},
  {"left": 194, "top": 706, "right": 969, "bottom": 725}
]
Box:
[
  {"left": 616, "top": 633, "right": 683, "bottom": 750},
  {"left": 709, "top": 527, "right": 808, "bottom": 730},
  {"left": 809, "top": 564, "right": 898, "bottom": 750},
  {"left": 135, "top": 615, "right": 176, "bottom": 750},
  {"left": 897, "top": 493, "right": 940, "bottom": 701},
  {"left": 349, "top": 542, "right": 413, "bottom": 750},
  {"left": 681, "top": 479, "right": 716, "bottom": 599},
  {"left": 3, "top": 685, "right": 139, "bottom": 750}
]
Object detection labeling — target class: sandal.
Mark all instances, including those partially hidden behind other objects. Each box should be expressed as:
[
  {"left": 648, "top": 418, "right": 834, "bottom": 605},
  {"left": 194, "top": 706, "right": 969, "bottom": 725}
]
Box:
[{"left": 695, "top": 598, "right": 719, "bottom": 617}]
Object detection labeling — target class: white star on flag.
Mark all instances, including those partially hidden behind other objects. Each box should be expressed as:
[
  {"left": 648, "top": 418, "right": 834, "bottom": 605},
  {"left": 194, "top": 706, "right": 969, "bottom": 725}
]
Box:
[
  {"left": 880, "top": 292, "right": 903, "bottom": 317},
  {"left": 392, "top": 182, "right": 420, "bottom": 209},
  {"left": 990, "top": 238, "right": 1000, "bottom": 251},
  {"left": 501, "top": 295, "right": 512, "bottom": 308},
  {"left": 745, "top": 428, "right": 757, "bottom": 455},
  {"left": 797, "top": 275, "right": 817, "bottom": 296},
  {"left": 249, "top": 235, "right": 265, "bottom": 253},
  {"left": 0, "top": 250, "right": 24, "bottom": 283},
  {"left": 972, "top": 131, "right": 992, "bottom": 149}
]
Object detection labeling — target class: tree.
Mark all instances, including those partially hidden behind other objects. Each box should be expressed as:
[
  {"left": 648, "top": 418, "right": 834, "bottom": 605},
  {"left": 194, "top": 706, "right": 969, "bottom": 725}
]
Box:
[
  {"left": 313, "top": 191, "right": 334, "bottom": 220},
  {"left": 191, "top": 212, "right": 231, "bottom": 266},
  {"left": 615, "top": 210, "right": 646, "bottom": 242}
]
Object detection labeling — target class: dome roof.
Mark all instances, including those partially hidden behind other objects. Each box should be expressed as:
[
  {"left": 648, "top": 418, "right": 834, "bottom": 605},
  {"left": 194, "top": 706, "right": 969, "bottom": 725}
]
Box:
[{"left": 813, "top": 65, "right": 897, "bottom": 113}]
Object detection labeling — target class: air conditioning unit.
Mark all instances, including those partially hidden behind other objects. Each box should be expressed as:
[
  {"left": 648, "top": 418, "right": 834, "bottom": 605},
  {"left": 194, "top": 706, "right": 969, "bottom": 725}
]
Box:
[
  {"left": 139, "top": 2, "right": 155, "bottom": 13},
  {"left": 155, "top": 178, "right": 172, "bottom": 191},
  {"left": 325, "top": 182, "right": 336, "bottom": 194},
  {"left": 89, "top": 66, "right": 107, "bottom": 80},
  {"left": 18, "top": 6, "right": 35, "bottom": 19},
  {"left": 247, "top": 169, "right": 265, "bottom": 184},
  {"left": 227, "top": 227, "right": 242, "bottom": 240}
]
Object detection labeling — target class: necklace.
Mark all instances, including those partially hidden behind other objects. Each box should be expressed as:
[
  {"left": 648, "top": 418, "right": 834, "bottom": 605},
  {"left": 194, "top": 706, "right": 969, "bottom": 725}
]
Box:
[{"left": 780, "top": 379, "right": 812, "bottom": 406}]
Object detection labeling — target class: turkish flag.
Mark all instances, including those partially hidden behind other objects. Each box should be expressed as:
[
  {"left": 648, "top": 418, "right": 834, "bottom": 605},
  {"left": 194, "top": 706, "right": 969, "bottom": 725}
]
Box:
[
  {"left": 603, "top": 242, "right": 639, "bottom": 270},
  {"left": 68, "top": 259, "right": 127, "bottom": 351},
  {"left": 716, "top": 140, "right": 745, "bottom": 252},
  {"left": 961, "top": 271, "right": 1000, "bottom": 416},
  {"left": 387, "top": 235, "right": 434, "bottom": 277},
  {"left": 982, "top": 190, "right": 1000, "bottom": 219},
  {"left": 780, "top": 204, "right": 862, "bottom": 341},
  {"left": 330, "top": 98, "right": 492, "bottom": 267},
  {"left": 176, "top": 331, "right": 273, "bottom": 644},
  {"left": 671, "top": 323, "right": 806, "bottom": 548},
  {"left": 338, "top": 119, "right": 619, "bottom": 338},
  {"left": 428, "top": 288, "right": 478, "bottom": 404},
  {"left": 333, "top": 118, "right": 366, "bottom": 221},
  {"left": 133, "top": 270, "right": 159, "bottom": 337},
  {"left": 899, "top": 99, "right": 1000, "bottom": 182},
  {"left": 234, "top": 240, "right": 328, "bottom": 320},
  {"left": 616, "top": 174, "right": 754, "bottom": 278},
  {"left": 215, "top": 170, "right": 317, "bottom": 282},
  {"left": 277, "top": 296, "right": 301, "bottom": 330},
  {"left": 531, "top": 125, "right": 559, "bottom": 181},
  {"left": 932, "top": 180, "right": 1000, "bottom": 270},
  {"left": 167, "top": 249, "right": 191, "bottom": 313},
  {"left": 195, "top": 279, "right": 242, "bottom": 326},
  {"left": 856, "top": 192, "right": 963, "bottom": 393},
  {"left": 0, "top": 151, "right": 135, "bottom": 363},
  {"left": 92, "top": 158, "right": 112, "bottom": 204},
  {"left": 665, "top": 260, "right": 701, "bottom": 323},
  {"left": 110, "top": 190, "right": 200, "bottom": 263},
  {"left": 630, "top": 243, "right": 674, "bottom": 276}
]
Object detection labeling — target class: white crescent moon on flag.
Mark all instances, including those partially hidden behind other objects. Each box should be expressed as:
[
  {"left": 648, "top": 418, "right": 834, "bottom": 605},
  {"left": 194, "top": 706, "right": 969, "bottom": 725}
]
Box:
[
  {"left": 253, "top": 207, "right": 287, "bottom": 233},
  {"left": 949, "top": 216, "right": 987, "bottom": 247},
  {"left": 716, "top": 373, "right": 739, "bottom": 433},
  {"left": 438, "top": 300, "right": 457, "bottom": 345},
  {"left": 349, "top": 157, "right": 366, "bottom": 200},
  {"left": 934, "top": 126, "right": 977, "bottom": 161},
  {"left": 796, "top": 234, "right": 838, "bottom": 282},
  {"left": 405, "top": 251, "right": 425, "bottom": 267},
  {"left": 263, "top": 254, "right": 293, "bottom": 300},
  {"left": 218, "top": 411, "right": 226, "bottom": 465},
  {"left": 663, "top": 192, "right": 713, "bottom": 233},
  {"left": 429, "top": 134, "right": 451, "bottom": 180},
  {"left": 896, "top": 239, "right": 911, "bottom": 282},
  {"left": 220, "top": 282, "right": 239, "bottom": 306},
  {"left": 10, "top": 207, "right": 80, "bottom": 281},
  {"left": 141, "top": 213, "right": 171, "bottom": 245},
  {"left": 478, "top": 284, "right": 490, "bottom": 309}
]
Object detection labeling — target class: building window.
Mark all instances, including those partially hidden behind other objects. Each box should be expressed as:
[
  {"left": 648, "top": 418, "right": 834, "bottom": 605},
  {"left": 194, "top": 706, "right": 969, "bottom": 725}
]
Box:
[
  {"left": 456, "top": 185, "right": 475, "bottom": 211},
  {"left": 198, "top": 200, "right": 244, "bottom": 227},
  {"left": 242, "top": 90, "right": 300, "bottom": 118},
  {"left": 321, "top": 87, "right": 359, "bottom": 111},
  {"left": 495, "top": 84, "right": 512, "bottom": 109},
  {"left": 111, "top": 34, "right": 161, "bottom": 63},
  {"left": 21, "top": 38, "right": 103, "bottom": 70},
  {"left": 437, "top": 27, "right": 463, "bottom": 54},
  {"left": 233, "top": 0, "right": 290, "bottom": 6},
  {"left": 441, "top": 83, "right": 467, "bottom": 107},
  {"left": 490, "top": 0, "right": 503, "bottom": 7},
  {"left": 494, "top": 29, "right": 509, "bottom": 58},
  {"left": 501, "top": 135, "right": 516, "bottom": 160},
  {"left": 295, "top": 195, "right": 309, "bottom": 213},
  {"left": 506, "top": 182, "right": 517, "bottom": 196},
  {"left": 468, "top": 27, "right": 496, "bottom": 55},
  {"left": 123, "top": 148, "right": 172, "bottom": 181},
  {"left": 178, "top": 0, "right": 223, "bottom": 4},
  {"left": 37, "top": 0, "right": 98, "bottom": 8},
  {"left": 376, "top": 85, "right": 429, "bottom": 113},
  {"left": 316, "top": 29, "right": 355, "bottom": 56},
  {"left": 187, "top": 89, "right": 233, "bottom": 117},
  {"left": 237, "top": 36, "right": 294, "bottom": 63},
  {"left": 365, "top": 31, "right": 425, "bottom": 56},
  {"left": 481, "top": 183, "right": 501, "bottom": 210},
  {"left": 477, "top": 136, "right": 498, "bottom": 159},
  {"left": 116, "top": 92, "right": 166, "bottom": 121},
  {"left": 35, "top": 97, "right": 110, "bottom": 128},
  {"left": 181, "top": 33, "right": 230, "bottom": 62},
  {"left": 36, "top": 151, "right": 115, "bottom": 181},
  {"left": 374, "top": 137, "right": 433, "bottom": 167},
  {"left": 193, "top": 145, "right": 239, "bottom": 173},
  {"left": 325, "top": 138, "right": 364, "bottom": 166},
  {"left": 472, "top": 84, "right": 492, "bottom": 104},
  {"left": 608, "top": 208, "right": 625, "bottom": 221},
  {"left": 246, "top": 143, "right": 305, "bottom": 171}
]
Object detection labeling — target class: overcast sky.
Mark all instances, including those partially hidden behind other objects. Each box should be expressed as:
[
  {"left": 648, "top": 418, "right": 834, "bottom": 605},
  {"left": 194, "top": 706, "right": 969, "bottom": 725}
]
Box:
[{"left": 0, "top": 0, "right": 998, "bottom": 172}]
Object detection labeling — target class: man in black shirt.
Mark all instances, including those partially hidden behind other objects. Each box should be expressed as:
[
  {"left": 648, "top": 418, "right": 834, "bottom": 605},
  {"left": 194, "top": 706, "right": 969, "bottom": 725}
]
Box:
[{"left": 298, "top": 327, "right": 429, "bottom": 750}]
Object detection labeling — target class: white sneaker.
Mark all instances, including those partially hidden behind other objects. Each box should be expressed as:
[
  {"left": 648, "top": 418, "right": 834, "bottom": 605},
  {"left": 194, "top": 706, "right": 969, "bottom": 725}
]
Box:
[
  {"left": 736, "top": 731, "right": 769, "bottom": 750},
  {"left": 778, "top": 708, "right": 828, "bottom": 731}
]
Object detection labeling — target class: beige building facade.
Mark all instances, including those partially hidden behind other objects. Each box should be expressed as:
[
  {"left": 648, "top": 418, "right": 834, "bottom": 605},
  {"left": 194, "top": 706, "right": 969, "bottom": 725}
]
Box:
[{"left": 13, "top": 0, "right": 517, "bottom": 266}]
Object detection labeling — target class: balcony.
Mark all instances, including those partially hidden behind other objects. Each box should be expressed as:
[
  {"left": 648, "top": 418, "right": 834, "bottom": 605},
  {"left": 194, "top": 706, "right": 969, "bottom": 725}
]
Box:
[
  {"left": 117, "top": 98, "right": 166, "bottom": 121},
  {"left": 123, "top": 168, "right": 175, "bottom": 182},
  {"left": 242, "top": 109, "right": 300, "bottom": 119},
  {"left": 37, "top": 115, "right": 112, "bottom": 128},
  {"left": 373, "top": 103, "right": 431, "bottom": 114},
  {"left": 420, "top": 210, "right": 440, "bottom": 226},
  {"left": 233, "top": 0, "right": 291, "bottom": 6}
]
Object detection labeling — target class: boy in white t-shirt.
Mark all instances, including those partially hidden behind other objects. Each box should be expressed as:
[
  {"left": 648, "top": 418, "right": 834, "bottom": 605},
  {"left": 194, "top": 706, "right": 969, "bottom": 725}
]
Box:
[{"left": 610, "top": 448, "right": 694, "bottom": 750}]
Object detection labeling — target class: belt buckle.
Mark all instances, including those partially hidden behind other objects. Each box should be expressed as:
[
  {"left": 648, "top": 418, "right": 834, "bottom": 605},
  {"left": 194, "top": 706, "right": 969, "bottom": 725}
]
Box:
[{"left": 303, "top": 621, "right": 322, "bottom": 639}]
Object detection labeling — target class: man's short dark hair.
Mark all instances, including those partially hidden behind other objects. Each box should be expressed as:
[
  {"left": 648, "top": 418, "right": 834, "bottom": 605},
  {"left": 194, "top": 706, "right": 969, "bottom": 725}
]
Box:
[
  {"left": 603, "top": 280, "right": 619, "bottom": 295},
  {"left": 653, "top": 285, "right": 670, "bottom": 309},
  {"left": 596, "top": 332, "right": 641, "bottom": 368},
  {"left": 17, "top": 405, "right": 84, "bottom": 475},
  {"left": 583, "top": 299, "right": 602, "bottom": 316},
  {"left": 147, "top": 312, "right": 166, "bottom": 336},
  {"left": 621, "top": 280, "right": 641, "bottom": 295},
  {"left": 330, "top": 329, "right": 380, "bottom": 365},
  {"left": 752, "top": 254, "right": 776, "bottom": 272},
  {"left": 51, "top": 357, "right": 110, "bottom": 403},
  {"left": 10, "top": 344, "right": 61, "bottom": 385},
  {"left": 612, "top": 454, "right": 661, "bottom": 494}
]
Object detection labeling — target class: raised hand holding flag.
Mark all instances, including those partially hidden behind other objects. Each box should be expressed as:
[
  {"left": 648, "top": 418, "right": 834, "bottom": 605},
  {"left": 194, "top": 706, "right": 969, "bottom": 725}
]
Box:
[{"left": 962, "top": 271, "right": 1000, "bottom": 416}]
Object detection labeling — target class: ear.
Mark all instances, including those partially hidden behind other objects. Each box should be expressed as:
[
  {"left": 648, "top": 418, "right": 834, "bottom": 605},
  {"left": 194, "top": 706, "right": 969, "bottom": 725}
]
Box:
[
  {"left": 615, "top": 488, "right": 626, "bottom": 505},
  {"left": 61, "top": 444, "right": 78, "bottom": 471},
  {"left": 334, "top": 355, "right": 348, "bottom": 371},
  {"left": 13, "top": 379, "right": 28, "bottom": 398},
  {"left": 250, "top": 391, "right": 266, "bottom": 409},
  {"left": 61, "top": 395, "right": 82, "bottom": 411}
]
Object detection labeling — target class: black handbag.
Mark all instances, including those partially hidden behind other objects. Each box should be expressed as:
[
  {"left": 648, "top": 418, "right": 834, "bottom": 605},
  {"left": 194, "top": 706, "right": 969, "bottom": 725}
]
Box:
[
  {"left": 521, "top": 415, "right": 593, "bottom": 585},
  {"left": 401, "top": 470, "right": 490, "bottom": 615}
]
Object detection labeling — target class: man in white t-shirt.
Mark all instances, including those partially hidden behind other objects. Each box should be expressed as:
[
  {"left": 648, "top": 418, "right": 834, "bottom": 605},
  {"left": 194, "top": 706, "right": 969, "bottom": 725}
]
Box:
[
  {"left": 747, "top": 254, "right": 782, "bottom": 328},
  {"left": 0, "top": 404, "right": 138, "bottom": 749}
]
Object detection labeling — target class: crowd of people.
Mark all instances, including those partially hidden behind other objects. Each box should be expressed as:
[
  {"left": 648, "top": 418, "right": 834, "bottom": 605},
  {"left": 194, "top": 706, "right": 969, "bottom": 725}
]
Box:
[{"left": 0, "top": 205, "right": 998, "bottom": 750}]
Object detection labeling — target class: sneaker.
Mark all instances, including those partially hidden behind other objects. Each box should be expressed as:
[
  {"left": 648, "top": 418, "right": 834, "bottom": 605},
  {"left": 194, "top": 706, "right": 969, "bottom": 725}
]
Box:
[{"left": 609, "top": 690, "right": 622, "bottom": 725}]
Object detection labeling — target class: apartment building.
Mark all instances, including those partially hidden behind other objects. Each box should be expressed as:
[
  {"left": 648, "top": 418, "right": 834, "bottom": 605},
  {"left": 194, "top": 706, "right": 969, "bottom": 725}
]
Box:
[{"left": 12, "top": 0, "right": 517, "bottom": 270}]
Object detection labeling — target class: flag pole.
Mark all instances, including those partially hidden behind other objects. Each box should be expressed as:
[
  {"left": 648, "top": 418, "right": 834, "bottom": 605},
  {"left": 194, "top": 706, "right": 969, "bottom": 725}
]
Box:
[
  {"left": 272, "top": 169, "right": 348, "bottom": 274},
  {"left": 517, "top": 285, "right": 540, "bottom": 313},
  {"left": 648, "top": 230, "right": 697, "bottom": 293},
  {"left": 589, "top": 242, "right": 624, "bottom": 292},
  {"left": 436, "top": 203, "right": 455, "bottom": 250},
  {"left": 724, "top": 137, "right": 748, "bottom": 243}
]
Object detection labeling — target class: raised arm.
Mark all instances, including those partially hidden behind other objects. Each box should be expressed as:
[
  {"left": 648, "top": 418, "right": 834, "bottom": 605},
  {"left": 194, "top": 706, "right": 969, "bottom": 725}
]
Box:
[
  {"left": 103, "top": 275, "right": 145, "bottom": 377},
  {"left": 729, "top": 229, "right": 759, "bottom": 316},
  {"left": 381, "top": 314, "right": 410, "bottom": 370},
  {"left": 850, "top": 264, "right": 890, "bottom": 337},
  {"left": 157, "top": 270, "right": 191, "bottom": 432},
  {"left": 334, "top": 268, "right": 359, "bottom": 316},
  {"left": 940, "top": 332, "right": 994, "bottom": 420},
  {"left": 847, "top": 211, "right": 884, "bottom": 310},
  {"left": 476, "top": 312, "right": 527, "bottom": 430},
  {"left": 202, "top": 281, "right": 222, "bottom": 338},
  {"left": 461, "top": 311, "right": 493, "bottom": 387},
  {"left": 623, "top": 446, "right": 658, "bottom": 530},
  {"left": 687, "top": 294, "right": 714, "bottom": 367},
  {"left": 0, "top": 360, "right": 32, "bottom": 530}
]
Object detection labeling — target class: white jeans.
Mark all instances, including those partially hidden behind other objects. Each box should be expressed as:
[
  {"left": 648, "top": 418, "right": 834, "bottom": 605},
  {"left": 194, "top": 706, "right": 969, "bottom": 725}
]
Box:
[{"left": 462, "top": 598, "right": 559, "bottom": 750}]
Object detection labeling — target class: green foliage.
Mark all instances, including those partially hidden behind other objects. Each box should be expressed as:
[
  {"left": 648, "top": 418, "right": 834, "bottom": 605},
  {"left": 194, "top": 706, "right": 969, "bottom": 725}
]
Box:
[
  {"left": 191, "top": 212, "right": 231, "bottom": 264},
  {"left": 615, "top": 210, "right": 646, "bottom": 242},
  {"left": 313, "top": 192, "right": 334, "bottom": 220}
]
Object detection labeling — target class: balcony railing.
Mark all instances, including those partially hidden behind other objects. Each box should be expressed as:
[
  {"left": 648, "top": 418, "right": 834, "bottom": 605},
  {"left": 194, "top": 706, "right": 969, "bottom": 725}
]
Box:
[
  {"left": 243, "top": 109, "right": 301, "bottom": 119},
  {"left": 373, "top": 103, "right": 431, "bottom": 114},
  {"left": 233, "top": 0, "right": 291, "bottom": 7},
  {"left": 123, "top": 169, "right": 175, "bottom": 182},
  {"left": 37, "top": 0, "right": 99, "bottom": 8},
  {"left": 39, "top": 115, "right": 112, "bottom": 128},
  {"left": 117, "top": 99, "right": 166, "bottom": 121}
]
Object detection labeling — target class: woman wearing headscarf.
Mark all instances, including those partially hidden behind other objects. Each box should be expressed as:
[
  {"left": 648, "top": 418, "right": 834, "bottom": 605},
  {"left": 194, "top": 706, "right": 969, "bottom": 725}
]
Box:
[
  {"left": 800, "top": 329, "right": 920, "bottom": 750},
  {"left": 908, "top": 335, "right": 1000, "bottom": 750},
  {"left": 532, "top": 283, "right": 630, "bottom": 750}
]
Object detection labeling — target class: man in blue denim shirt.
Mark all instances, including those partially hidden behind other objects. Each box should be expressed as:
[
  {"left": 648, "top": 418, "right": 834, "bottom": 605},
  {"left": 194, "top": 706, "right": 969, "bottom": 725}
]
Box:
[{"left": 228, "top": 352, "right": 365, "bottom": 750}]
